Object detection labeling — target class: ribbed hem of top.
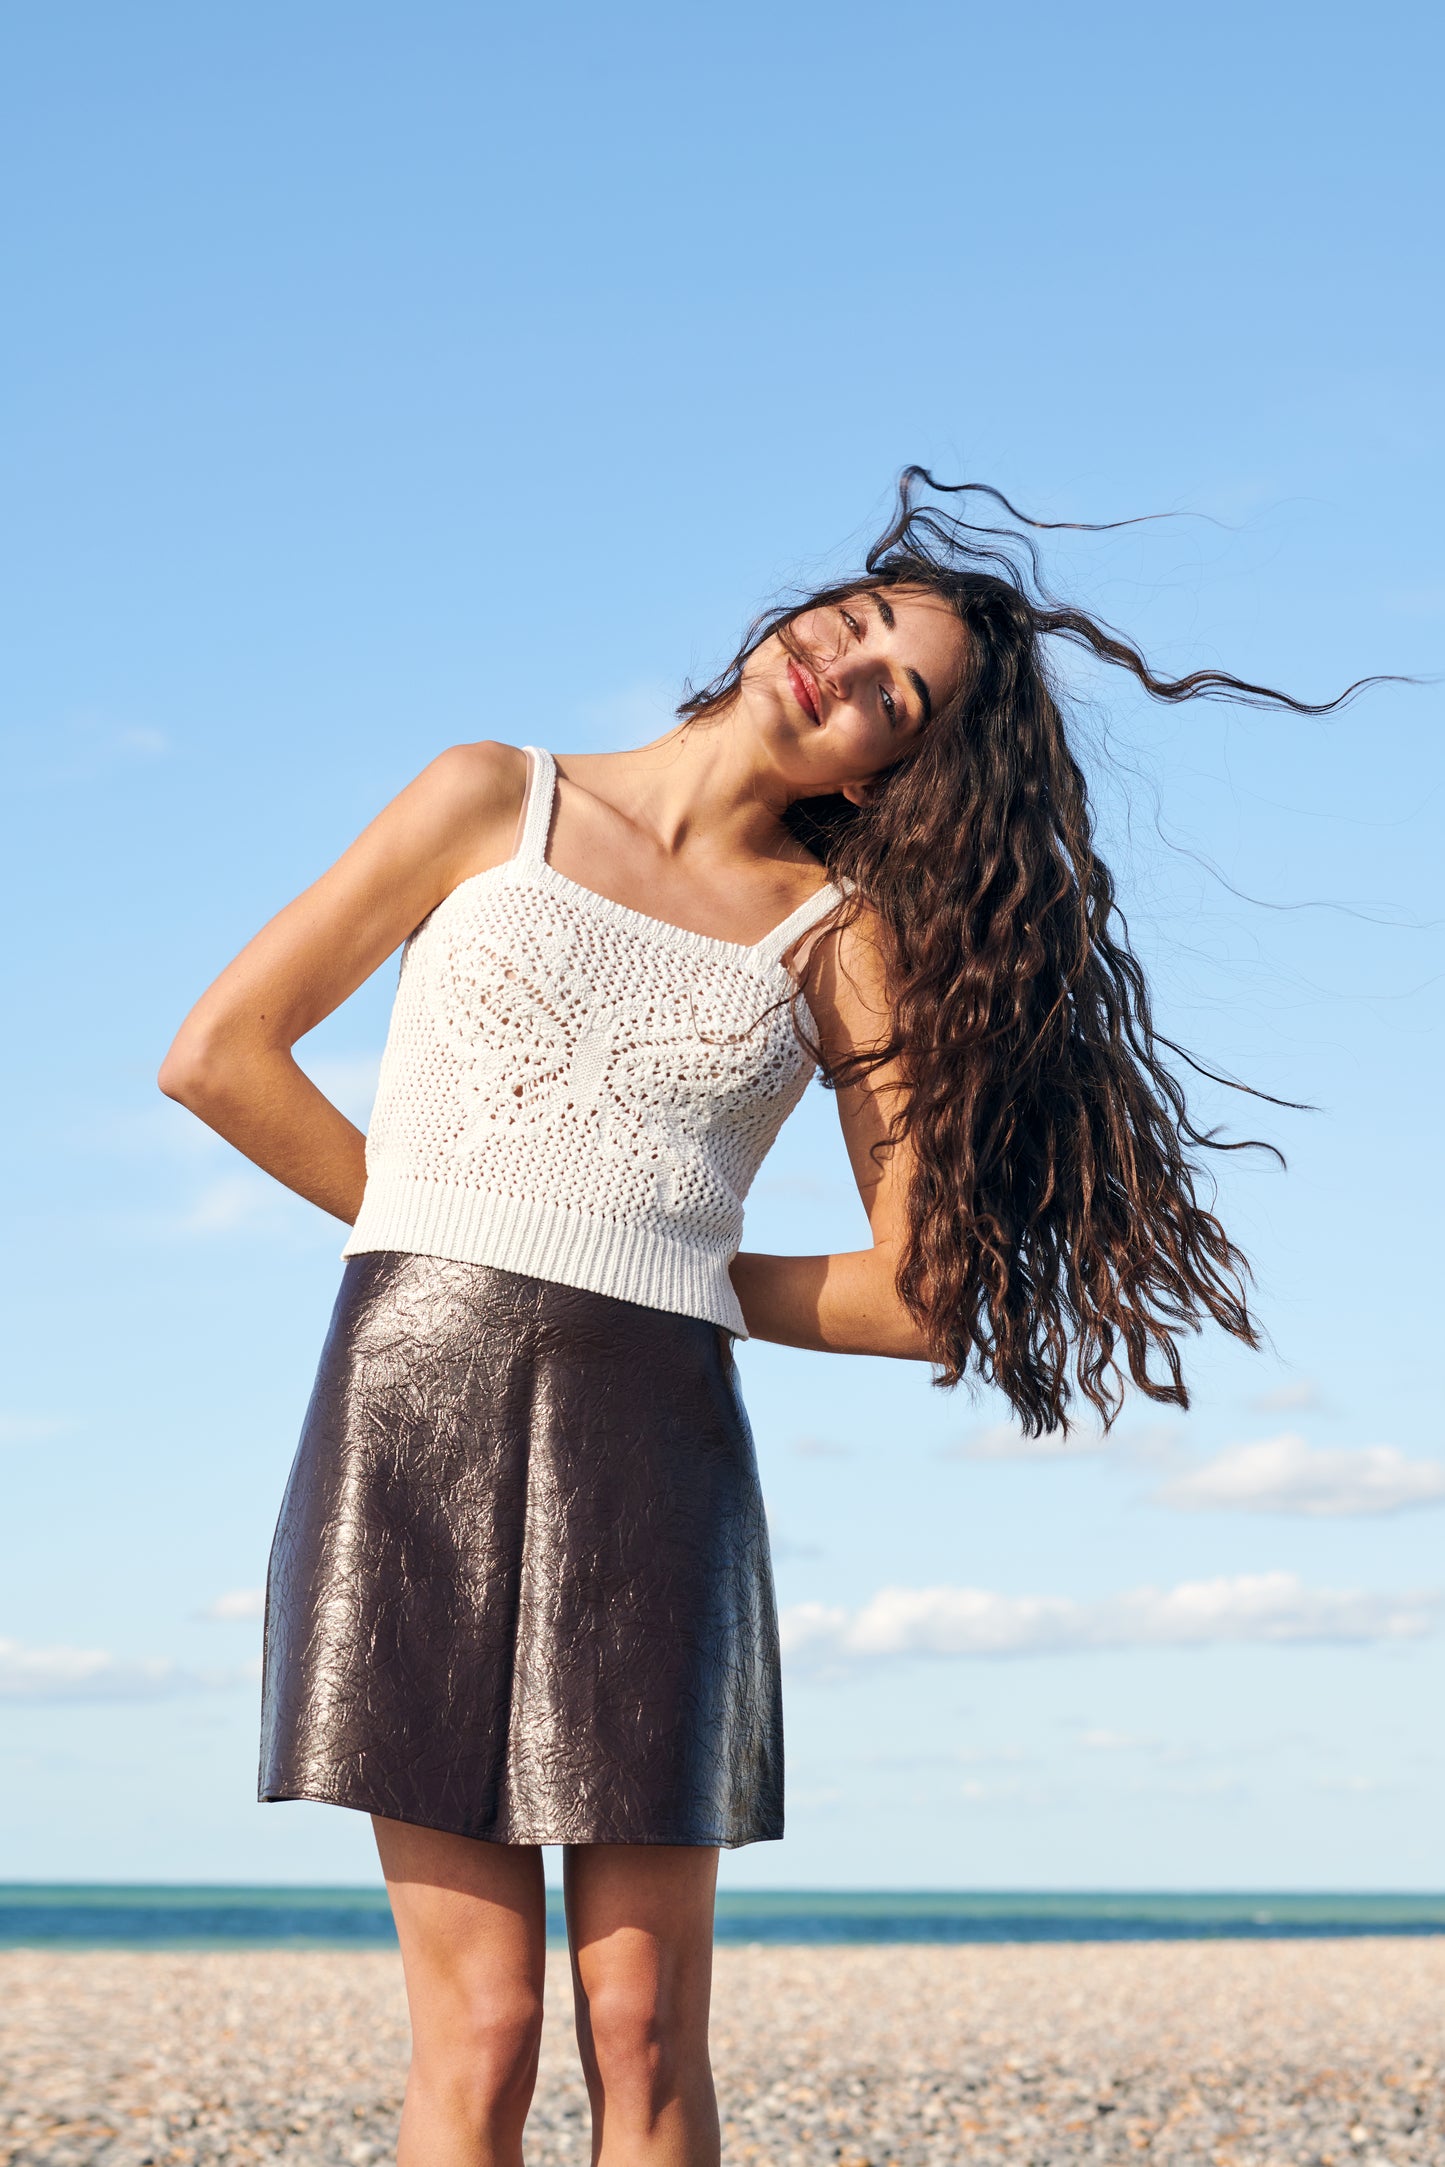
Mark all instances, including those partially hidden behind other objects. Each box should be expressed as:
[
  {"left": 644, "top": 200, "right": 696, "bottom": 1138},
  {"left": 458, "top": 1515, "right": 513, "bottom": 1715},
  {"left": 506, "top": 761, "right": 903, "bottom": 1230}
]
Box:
[{"left": 340, "top": 1170, "right": 749, "bottom": 1339}]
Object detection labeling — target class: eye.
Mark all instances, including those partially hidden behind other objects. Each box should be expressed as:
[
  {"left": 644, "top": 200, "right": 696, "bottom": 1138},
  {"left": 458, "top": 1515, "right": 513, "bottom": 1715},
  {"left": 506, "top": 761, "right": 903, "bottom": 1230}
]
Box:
[
  {"left": 881, "top": 686, "right": 897, "bottom": 723},
  {"left": 840, "top": 607, "right": 861, "bottom": 635}
]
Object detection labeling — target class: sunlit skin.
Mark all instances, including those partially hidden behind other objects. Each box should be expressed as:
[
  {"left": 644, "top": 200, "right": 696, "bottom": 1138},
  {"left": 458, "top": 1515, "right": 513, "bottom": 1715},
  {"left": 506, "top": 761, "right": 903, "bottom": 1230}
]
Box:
[
  {"left": 746, "top": 583, "right": 963, "bottom": 805},
  {"left": 158, "top": 583, "right": 969, "bottom": 2167},
  {"left": 524, "top": 584, "right": 969, "bottom": 951}
]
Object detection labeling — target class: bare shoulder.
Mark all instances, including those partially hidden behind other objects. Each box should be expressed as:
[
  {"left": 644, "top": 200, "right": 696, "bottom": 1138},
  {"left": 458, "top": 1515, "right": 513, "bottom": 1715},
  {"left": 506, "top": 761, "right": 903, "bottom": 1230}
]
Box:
[
  {"left": 419, "top": 738, "right": 530, "bottom": 829},
  {"left": 399, "top": 739, "right": 531, "bottom": 880},
  {"left": 800, "top": 901, "right": 895, "bottom": 1061}
]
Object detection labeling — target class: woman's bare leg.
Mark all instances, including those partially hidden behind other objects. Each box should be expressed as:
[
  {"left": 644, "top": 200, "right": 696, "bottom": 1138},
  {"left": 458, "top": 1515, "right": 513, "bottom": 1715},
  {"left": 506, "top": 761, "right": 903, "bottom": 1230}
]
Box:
[
  {"left": 564, "top": 1844, "right": 721, "bottom": 2167},
  {"left": 372, "top": 1814, "right": 548, "bottom": 2167}
]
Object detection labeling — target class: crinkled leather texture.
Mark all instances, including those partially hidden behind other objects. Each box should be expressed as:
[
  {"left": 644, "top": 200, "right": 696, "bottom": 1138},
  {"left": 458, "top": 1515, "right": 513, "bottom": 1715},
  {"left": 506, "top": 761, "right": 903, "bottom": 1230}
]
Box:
[{"left": 259, "top": 1251, "right": 783, "bottom": 1847}]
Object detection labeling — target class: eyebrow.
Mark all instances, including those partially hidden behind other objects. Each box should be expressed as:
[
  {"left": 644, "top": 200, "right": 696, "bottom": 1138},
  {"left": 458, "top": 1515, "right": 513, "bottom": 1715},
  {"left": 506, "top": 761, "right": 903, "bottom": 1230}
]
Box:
[{"left": 873, "top": 594, "right": 933, "bottom": 726}]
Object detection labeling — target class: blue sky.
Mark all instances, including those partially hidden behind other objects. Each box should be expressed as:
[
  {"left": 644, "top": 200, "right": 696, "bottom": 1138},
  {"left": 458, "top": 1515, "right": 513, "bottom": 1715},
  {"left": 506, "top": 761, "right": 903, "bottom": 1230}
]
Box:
[{"left": 4, "top": 0, "right": 1443, "bottom": 1890}]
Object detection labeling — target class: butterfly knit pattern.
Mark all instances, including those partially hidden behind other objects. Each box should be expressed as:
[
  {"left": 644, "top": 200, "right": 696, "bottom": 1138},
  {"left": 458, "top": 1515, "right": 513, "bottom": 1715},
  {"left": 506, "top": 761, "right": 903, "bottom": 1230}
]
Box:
[{"left": 343, "top": 747, "right": 845, "bottom": 1336}]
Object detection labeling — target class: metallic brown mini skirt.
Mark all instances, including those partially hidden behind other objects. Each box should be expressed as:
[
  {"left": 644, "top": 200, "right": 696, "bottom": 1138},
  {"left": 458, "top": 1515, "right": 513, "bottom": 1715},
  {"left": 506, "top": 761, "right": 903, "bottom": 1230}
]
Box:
[{"left": 258, "top": 1251, "right": 783, "bottom": 1847}]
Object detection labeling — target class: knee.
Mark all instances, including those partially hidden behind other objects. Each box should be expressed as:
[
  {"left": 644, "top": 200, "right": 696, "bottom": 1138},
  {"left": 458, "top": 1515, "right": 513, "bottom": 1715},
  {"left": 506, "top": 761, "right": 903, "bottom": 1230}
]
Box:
[
  {"left": 419, "top": 1985, "right": 545, "bottom": 2113},
  {"left": 585, "top": 1980, "right": 690, "bottom": 2115},
  {"left": 470, "top": 1990, "right": 546, "bottom": 2096}
]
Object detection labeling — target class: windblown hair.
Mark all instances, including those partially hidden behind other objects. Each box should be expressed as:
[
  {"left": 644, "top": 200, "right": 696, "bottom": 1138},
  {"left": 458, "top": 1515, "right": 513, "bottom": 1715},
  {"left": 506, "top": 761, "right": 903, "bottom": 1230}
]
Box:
[{"left": 679, "top": 468, "right": 1389, "bottom": 1435}]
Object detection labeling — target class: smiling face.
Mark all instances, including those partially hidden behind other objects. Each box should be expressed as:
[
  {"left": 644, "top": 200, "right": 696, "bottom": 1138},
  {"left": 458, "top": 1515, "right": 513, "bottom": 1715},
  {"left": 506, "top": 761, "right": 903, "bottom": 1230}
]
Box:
[{"left": 743, "top": 583, "right": 969, "bottom": 804}]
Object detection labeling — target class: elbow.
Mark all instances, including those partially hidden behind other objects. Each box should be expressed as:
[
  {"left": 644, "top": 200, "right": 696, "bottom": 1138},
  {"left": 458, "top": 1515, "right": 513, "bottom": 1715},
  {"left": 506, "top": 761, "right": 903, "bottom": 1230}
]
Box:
[
  {"left": 868, "top": 1246, "right": 931, "bottom": 1361},
  {"left": 158, "top": 1026, "right": 228, "bottom": 1113}
]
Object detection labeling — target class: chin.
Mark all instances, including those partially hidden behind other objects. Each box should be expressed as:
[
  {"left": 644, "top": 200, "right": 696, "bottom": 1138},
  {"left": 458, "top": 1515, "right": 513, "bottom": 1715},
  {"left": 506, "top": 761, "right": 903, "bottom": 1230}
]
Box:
[{"left": 756, "top": 698, "right": 815, "bottom": 767}]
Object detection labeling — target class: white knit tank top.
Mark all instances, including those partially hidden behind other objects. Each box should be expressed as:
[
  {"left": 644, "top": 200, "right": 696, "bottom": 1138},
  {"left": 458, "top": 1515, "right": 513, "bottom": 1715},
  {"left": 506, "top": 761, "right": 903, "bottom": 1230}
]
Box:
[{"left": 341, "top": 747, "right": 845, "bottom": 1336}]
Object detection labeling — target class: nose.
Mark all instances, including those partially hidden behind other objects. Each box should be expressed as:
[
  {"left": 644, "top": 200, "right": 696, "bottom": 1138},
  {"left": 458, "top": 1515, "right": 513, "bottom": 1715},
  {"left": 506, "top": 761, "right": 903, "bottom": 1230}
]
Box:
[{"left": 821, "top": 646, "right": 872, "bottom": 701}]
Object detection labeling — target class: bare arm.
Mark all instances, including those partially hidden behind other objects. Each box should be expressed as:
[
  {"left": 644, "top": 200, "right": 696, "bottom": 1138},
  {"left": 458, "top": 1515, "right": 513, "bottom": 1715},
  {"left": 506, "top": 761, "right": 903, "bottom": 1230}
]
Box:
[
  {"left": 158, "top": 740, "right": 528, "bottom": 1224},
  {"left": 729, "top": 916, "right": 932, "bottom": 1360}
]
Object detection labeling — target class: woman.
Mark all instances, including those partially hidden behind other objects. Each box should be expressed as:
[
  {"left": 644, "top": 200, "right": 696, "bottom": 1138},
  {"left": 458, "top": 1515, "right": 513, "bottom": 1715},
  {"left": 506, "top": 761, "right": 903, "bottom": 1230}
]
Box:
[{"left": 160, "top": 471, "right": 1367, "bottom": 2166}]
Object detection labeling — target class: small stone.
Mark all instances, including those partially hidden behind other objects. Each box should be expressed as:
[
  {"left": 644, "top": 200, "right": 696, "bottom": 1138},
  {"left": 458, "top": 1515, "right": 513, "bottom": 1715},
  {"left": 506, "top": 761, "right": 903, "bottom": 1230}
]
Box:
[{"left": 2, "top": 1941, "right": 1445, "bottom": 2164}]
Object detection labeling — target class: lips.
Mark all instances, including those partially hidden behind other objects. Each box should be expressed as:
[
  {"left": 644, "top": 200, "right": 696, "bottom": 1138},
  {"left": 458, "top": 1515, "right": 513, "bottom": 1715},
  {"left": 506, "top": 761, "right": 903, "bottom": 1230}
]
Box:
[{"left": 787, "top": 657, "right": 821, "bottom": 723}]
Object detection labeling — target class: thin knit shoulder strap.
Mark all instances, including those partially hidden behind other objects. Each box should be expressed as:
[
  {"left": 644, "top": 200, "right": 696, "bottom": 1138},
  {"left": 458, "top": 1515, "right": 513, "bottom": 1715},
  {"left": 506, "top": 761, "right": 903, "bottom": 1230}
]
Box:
[
  {"left": 751, "top": 875, "right": 848, "bottom": 969},
  {"left": 512, "top": 745, "right": 556, "bottom": 869}
]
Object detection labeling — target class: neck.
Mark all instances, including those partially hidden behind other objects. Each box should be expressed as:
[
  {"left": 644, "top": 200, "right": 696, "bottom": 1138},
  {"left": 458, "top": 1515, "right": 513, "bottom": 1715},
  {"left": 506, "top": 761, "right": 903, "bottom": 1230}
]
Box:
[{"left": 618, "top": 709, "right": 805, "bottom": 862}]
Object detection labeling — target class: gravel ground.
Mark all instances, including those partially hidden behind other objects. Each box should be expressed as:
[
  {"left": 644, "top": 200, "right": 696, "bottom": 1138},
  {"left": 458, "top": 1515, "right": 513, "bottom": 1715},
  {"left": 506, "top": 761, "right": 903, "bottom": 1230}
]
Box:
[{"left": 1, "top": 1938, "right": 1442, "bottom": 2165}]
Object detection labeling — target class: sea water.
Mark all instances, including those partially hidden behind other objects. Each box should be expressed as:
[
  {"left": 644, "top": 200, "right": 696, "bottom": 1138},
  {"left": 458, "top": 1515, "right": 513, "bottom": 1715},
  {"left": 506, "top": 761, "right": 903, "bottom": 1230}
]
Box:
[{"left": 2, "top": 1885, "right": 1442, "bottom": 1950}]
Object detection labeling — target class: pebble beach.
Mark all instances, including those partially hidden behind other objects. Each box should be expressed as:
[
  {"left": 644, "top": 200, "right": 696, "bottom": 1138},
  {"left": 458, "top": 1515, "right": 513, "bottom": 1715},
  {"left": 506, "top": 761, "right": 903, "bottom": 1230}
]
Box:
[{"left": 2, "top": 1938, "right": 1442, "bottom": 2166}]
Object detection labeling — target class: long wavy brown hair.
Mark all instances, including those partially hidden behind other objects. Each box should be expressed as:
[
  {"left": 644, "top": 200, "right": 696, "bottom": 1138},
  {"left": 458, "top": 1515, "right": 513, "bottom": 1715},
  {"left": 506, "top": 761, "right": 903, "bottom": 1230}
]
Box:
[{"left": 679, "top": 468, "right": 1391, "bottom": 1435}]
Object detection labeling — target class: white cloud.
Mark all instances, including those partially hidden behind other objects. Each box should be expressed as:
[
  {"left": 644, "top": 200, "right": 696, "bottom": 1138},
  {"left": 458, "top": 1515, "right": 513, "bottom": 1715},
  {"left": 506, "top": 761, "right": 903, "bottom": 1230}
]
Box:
[
  {"left": 1113, "top": 1423, "right": 1194, "bottom": 1468},
  {"left": 1077, "top": 1728, "right": 1156, "bottom": 1753},
  {"left": 83, "top": 1101, "right": 226, "bottom": 1166},
  {"left": 1153, "top": 1433, "right": 1445, "bottom": 1517},
  {"left": 785, "top": 1785, "right": 845, "bottom": 1812},
  {"left": 0, "top": 1413, "right": 71, "bottom": 1445},
  {"left": 1249, "top": 1379, "right": 1325, "bottom": 1414},
  {"left": 299, "top": 1052, "right": 383, "bottom": 1129},
  {"left": 116, "top": 724, "right": 168, "bottom": 756},
  {"left": 792, "top": 1435, "right": 851, "bottom": 1460},
  {"left": 780, "top": 1571, "right": 1439, "bottom": 1671},
  {"left": 1191, "top": 477, "right": 1282, "bottom": 523},
  {"left": 153, "top": 1057, "right": 380, "bottom": 1234},
  {"left": 11, "top": 714, "right": 172, "bottom": 786},
  {"left": 942, "top": 1419, "right": 1186, "bottom": 1466},
  {"left": 943, "top": 1422, "right": 1106, "bottom": 1462},
  {"left": 0, "top": 1638, "right": 251, "bottom": 1703},
  {"left": 200, "top": 1588, "right": 265, "bottom": 1621},
  {"left": 173, "top": 1173, "right": 285, "bottom": 1235},
  {"left": 767, "top": 1529, "right": 824, "bottom": 1561},
  {"left": 1146, "top": 1772, "right": 1249, "bottom": 1801},
  {"left": 958, "top": 1776, "right": 1059, "bottom": 1808},
  {"left": 576, "top": 679, "right": 680, "bottom": 742},
  {"left": 1384, "top": 584, "right": 1445, "bottom": 619}
]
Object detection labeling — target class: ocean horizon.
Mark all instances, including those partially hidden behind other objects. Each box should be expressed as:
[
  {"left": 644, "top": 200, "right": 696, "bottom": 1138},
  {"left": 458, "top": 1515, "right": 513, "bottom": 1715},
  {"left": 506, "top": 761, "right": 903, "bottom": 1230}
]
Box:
[{"left": 3, "top": 1885, "right": 1442, "bottom": 1951}]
